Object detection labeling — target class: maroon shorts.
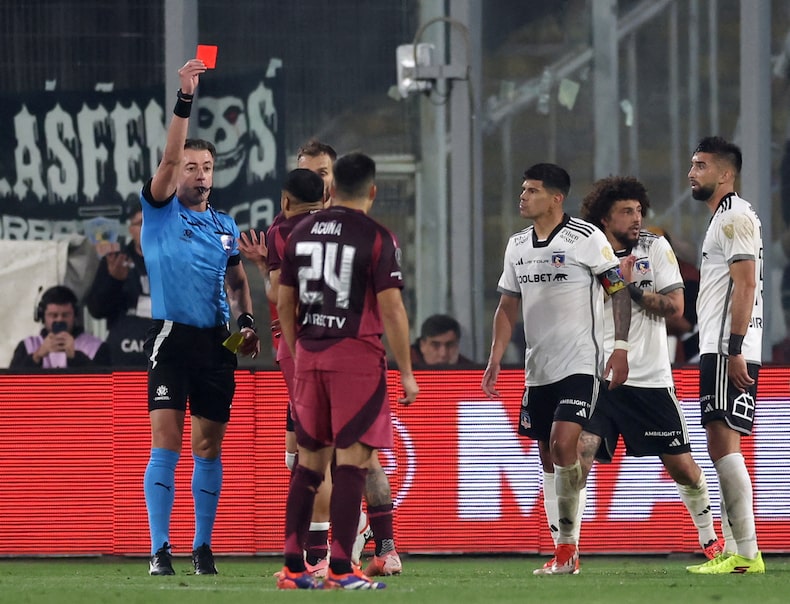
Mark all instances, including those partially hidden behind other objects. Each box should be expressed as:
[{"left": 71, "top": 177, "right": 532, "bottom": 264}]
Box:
[{"left": 292, "top": 338, "right": 393, "bottom": 451}]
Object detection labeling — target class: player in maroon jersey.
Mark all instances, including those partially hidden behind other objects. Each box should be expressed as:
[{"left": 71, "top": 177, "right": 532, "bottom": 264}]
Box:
[{"left": 275, "top": 152, "right": 418, "bottom": 590}]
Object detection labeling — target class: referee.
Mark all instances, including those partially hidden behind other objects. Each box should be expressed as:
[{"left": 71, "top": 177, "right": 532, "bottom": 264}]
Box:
[{"left": 141, "top": 58, "right": 260, "bottom": 576}]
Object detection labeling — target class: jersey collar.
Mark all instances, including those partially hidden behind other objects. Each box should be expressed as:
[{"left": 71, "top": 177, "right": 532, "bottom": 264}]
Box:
[
  {"left": 532, "top": 213, "right": 570, "bottom": 248},
  {"left": 715, "top": 191, "right": 737, "bottom": 212}
]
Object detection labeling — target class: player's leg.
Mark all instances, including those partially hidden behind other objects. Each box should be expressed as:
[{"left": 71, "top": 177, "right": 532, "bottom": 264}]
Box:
[
  {"left": 662, "top": 452, "right": 721, "bottom": 557},
  {"left": 533, "top": 440, "right": 560, "bottom": 575},
  {"left": 187, "top": 356, "right": 234, "bottom": 576},
  {"left": 540, "top": 465, "right": 559, "bottom": 547},
  {"left": 145, "top": 408, "right": 183, "bottom": 576},
  {"left": 519, "top": 382, "right": 581, "bottom": 575},
  {"left": 625, "top": 385, "right": 723, "bottom": 559},
  {"left": 705, "top": 359, "right": 759, "bottom": 561},
  {"left": 687, "top": 355, "right": 762, "bottom": 574},
  {"left": 550, "top": 420, "right": 583, "bottom": 557},
  {"left": 363, "top": 451, "right": 401, "bottom": 576},
  {"left": 708, "top": 422, "right": 760, "bottom": 557},
  {"left": 284, "top": 407, "right": 297, "bottom": 472},
  {"left": 282, "top": 356, "right": 329, "bottom": 575},
  {"left": 189, "top": 414, "right": 227, "bottom": 574},
  {"left": 545, "top": 375, "right": 598, "bottom": 575},
  {"left": 330, "top": 443, "right": 373, "bottom": 574},
  {"left": 278, "top": 356, "right": 330, "bottom": 588},
  {"left": 323, "top": 442, "right": 384, "bottom": 589},
  {"left": 279, "top": 446, "right": 333, "bottom": 589},
  {"left": 540, "top": 442, "right": 588, "bottom": 557},
  {"left": 351, "top": 503, "right": 373, "bottom": 567},
  {"left": 686, "top": 421, "right": 763, "bottom": 574},
  {"left": 144, "top": 351, "right": 187, "bottom": 576},
  {"left": 576, "top": 394, "right": 622, "bottom": 554},
  {"left": 322, "top": 351, "right": 389, "bottom": 590},
  {"left": 305, "top": 466, "right": 332, "bottom": 576}
]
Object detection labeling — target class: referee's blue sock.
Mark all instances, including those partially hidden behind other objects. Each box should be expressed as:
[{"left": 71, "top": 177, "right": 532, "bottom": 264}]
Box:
[
  {"left": 144, "top": 447, "right": 179, "bottom": 555},
  {"left": 192, "top": 454, "right": 222, "bottom": 550}
]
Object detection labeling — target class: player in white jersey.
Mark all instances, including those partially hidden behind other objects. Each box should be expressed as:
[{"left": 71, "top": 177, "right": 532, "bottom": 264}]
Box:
[
  {"left": 482, "top": 163, "right": 631, "bottom": 575},
  {"left": 685, "top": 137, "right": 765, "bottom": 575},
  {"left": 576, "top": 176, "right": 722, "bottom": 562}
]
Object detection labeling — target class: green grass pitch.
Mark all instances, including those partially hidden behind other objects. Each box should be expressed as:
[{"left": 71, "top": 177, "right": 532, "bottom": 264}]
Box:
[{"left": 1, "top": 555, "right": 788, "bottom": 603}]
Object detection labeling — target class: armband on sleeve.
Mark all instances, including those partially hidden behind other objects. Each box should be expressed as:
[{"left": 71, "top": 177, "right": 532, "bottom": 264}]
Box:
[{"left": 599, "top": 266, "right": 627, "bottom": 296}]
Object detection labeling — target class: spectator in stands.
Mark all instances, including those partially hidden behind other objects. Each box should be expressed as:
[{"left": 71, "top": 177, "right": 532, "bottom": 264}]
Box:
[
  {"left": 85, "top": 202, "right": 151, "bottom": 366},
  {"left": 410, "top": 314, "right": 477, "bottom": 368},
  {"left": 10, "top": 285, "right": 111, "bottom": 368}
]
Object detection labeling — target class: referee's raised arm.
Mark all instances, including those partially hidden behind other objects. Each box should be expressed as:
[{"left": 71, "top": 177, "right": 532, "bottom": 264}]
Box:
[{"left": 150, "top": 59, "right": 207, "bottom": 202}]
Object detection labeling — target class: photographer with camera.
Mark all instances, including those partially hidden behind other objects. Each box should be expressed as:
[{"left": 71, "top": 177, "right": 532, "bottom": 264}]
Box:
[{"left": 10, "top": 285, "right": 111, "bottom": 369}]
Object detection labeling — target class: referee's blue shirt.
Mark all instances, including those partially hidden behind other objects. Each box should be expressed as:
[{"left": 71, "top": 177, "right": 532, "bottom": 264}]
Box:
[{"left": 140, "top": 180, "right": 241, "bottom": 328}]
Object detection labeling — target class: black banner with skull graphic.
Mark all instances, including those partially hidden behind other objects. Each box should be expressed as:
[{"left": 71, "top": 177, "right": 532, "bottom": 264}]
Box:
[{"left": 0, "top": 70, "right": 285, "bottom": 241}]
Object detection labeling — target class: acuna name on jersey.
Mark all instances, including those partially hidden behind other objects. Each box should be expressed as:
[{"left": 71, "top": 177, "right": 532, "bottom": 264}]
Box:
[{"left": 310, "top": 221, "right": 342, "bottom": 236}]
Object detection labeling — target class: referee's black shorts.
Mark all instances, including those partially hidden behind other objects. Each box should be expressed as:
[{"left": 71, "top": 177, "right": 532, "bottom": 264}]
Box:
[{"left": 144, "top": 320, "right": 238, "bottom": 423}]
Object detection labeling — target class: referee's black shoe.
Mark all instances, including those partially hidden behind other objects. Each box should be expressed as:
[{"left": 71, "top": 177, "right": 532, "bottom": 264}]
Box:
[
  {"left": 149, "top": 542, "right": 175, "bottom": 576},
  {"left": 192, "top": 543, "right": 218, "bottom": 575}
]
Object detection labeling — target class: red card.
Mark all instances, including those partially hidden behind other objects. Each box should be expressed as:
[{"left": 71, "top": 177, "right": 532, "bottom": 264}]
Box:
[{"left": 196, "top": 44, "right": 218, "bottom": 69}]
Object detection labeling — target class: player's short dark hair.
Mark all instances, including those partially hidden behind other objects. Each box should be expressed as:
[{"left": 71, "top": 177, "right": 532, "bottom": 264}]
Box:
[
  {"left": 694, "top": 136, "right": 742, "bottom": 174},
  {"left": 184, "top": 138, "right": 217, "bottom": 159},
  {"left": 283, "top": 168, "right": 325, "bottom": 204},
  {"left": 297, "top": 139, "right": 337, "bottom": 162},
  {"left": 580, "top": 176, "right": 651, "bottom": 230},
  {"left": 523, "top": 163, "right": 571, "bottom": 197},
  {"left": 420, "top": 314, "right": 461, "bottom": 339},
  {"left": 333, "top": 152, "right": 376, "bottom": 199}
]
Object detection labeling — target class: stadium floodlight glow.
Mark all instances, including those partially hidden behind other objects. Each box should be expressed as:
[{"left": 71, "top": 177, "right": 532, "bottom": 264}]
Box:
[{"left": 395, "top": 43, "right": 435, "bottom": 99}]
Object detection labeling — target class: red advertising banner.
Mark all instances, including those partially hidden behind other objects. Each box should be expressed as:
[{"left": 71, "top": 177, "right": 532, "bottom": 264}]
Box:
[{"left": 0, "top": 368, "right": 788, "bottom": 556}]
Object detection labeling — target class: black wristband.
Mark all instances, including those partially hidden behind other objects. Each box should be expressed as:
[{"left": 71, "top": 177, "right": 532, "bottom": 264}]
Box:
[
  {"left": 173, "top": 89, "right": 193, "bottom": 118},
  {"left": 238, "top": 313, "right": 256, "bottom": 332},
  {"left": 627, "top": 282, "right": 644, "bottom": 303},
  {"left": 728, "top": 333, "right": 745, "bottom": 356}
]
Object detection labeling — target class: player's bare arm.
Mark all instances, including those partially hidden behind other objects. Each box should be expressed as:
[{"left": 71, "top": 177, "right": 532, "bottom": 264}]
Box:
[
  {"left": 378, "top": 287, "right": 419, "bottom": 405},
  {"left": 634, "top": 287, "right": 684, "bottom": 319},
  {"left": 482, "top": 293, "right": 520, "bottom": 398},
  {"left": 727, "top": 258, "right": 757, "bottom": 391},
  {"left": 150, "top": 59, "right": 206, "bottom": 201},
  {"left": 599, "top": 266, "right": 630, "bottom": 389},
  {"left": 620, "top": 255, "right": 684, "bottom": 319}
]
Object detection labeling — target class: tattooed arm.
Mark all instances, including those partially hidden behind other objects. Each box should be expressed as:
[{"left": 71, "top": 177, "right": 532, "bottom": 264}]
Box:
[
  {"left": 620, "top": 255, "right": 684, "bottom": 320},
  {"left": 632, "top": 286, "right": 684, "bottom": 319}
]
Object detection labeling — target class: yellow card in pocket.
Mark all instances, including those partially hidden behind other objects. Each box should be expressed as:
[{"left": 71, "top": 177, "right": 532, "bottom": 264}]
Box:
[{"left": 222, "top": 332, "right": 245, "bottom": 353}]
